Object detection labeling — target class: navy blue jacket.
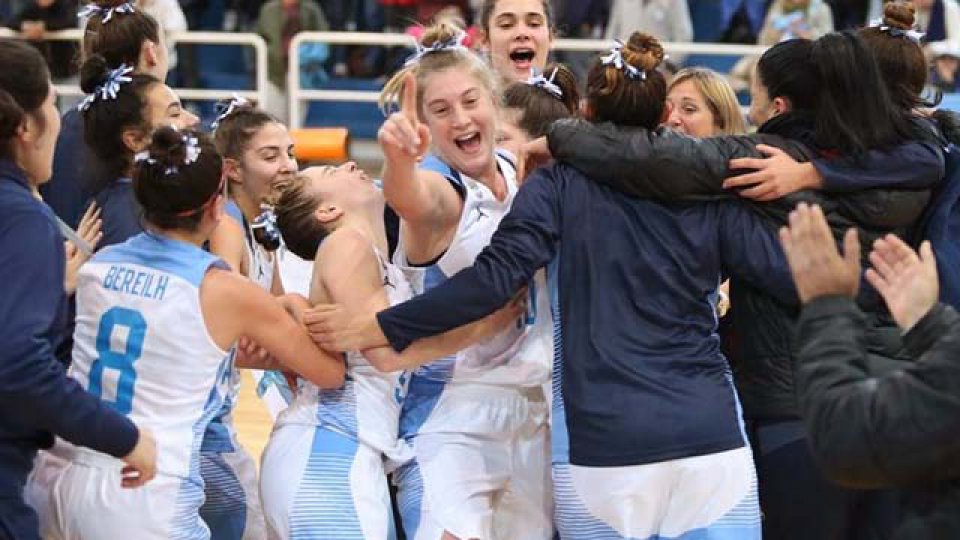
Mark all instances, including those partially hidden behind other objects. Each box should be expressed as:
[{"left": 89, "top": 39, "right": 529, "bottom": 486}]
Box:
[
  {"left": 94, "top": 179, "right": 144, "bottom": 251},
  {"left": 39, "top": 108, "right": 104, "bottom": 229},
  {"left": 0, "top": 161, "right": 138, "bottom": 499},
  {"left": 377, "top": 163, "right": 795, "bottom": 467}
]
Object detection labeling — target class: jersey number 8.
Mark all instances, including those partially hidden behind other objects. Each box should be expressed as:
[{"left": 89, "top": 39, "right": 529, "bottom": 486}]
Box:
[{"left": 89, "top": 307, "right": 147, "bottom": 415}]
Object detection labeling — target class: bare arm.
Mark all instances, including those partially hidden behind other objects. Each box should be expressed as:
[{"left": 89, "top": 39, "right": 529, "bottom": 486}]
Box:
[
  {"left": 202, "top": 269, "right": 345, "bottom": 389},
  {"left": 316, "top": 228, "right": 522, "bottom": 373},
  {"left": 207, "top": 216, "right": 247, "bottom": 274},
  {"left": 379, "top": 73, "right": 463, "bottom": 237}
]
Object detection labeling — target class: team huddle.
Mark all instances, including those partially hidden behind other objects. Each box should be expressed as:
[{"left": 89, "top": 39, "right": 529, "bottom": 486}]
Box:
[{"left": 3, "top": 0, "right": 960, "bottom": 539}]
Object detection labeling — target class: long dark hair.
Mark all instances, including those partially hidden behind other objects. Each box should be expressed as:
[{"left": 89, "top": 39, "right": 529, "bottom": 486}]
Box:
[
  {"left": 758, "top": 32, "right": 914, "bottom": 156},
  {"left": 81, "top": 0, "right": 162, "bottom": 68},
  {"left": 79, "top": 54, "right": 160, "bottom": 186},
  {"left": 0, "top": 41, "right": 50, "bottom": 160}
]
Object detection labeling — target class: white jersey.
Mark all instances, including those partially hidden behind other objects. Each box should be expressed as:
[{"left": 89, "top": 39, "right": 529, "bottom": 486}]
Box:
[
  {"left": 237, "top": 212, "right": 294, "bottom": 418},
  {"left": 68, "top": 233, "right": 234, "bottom": 499},
  {"left": 278, "top": 248, "right": 414, "bottom": 461},
  {"left": 394, "top": 152, "right": 552, "bottom": 388}
]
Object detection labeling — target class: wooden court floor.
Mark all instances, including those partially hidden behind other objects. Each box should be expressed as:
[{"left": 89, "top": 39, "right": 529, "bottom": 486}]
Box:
[{"left": 233, "top": 370, "right": 275, "bottom": 467}]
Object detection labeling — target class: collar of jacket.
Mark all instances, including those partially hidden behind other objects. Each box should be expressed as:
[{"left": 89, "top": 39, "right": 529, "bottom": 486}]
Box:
[
  {"left": 757, "top": 111, "right": 818, "bottom": 150},
  {"left": 0, "top": 159, "right": 30, "bottom": 192}
]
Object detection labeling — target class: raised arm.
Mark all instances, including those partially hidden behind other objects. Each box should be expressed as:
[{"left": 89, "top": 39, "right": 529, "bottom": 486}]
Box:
[
  {"left": 545, "top": 118, "right": 807, "bottom": 200},
  {"left": 379, "top": 73, "right": 462, "bottom": 231}
]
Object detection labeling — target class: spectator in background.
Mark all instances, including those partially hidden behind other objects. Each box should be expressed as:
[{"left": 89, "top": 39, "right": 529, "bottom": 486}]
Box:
[
  {"left": 381, "top": 0, "right": 415, "bottom": 31},
  {"left": 417, "top": 0, "right": 472, "bottom": 24},
  {"left": 929, "top": 40, "right": 960, "bottom": 91},
  {"left": 135, "top": 0, "right": 187, "bottom": 71},
  {"left": 256, "top": 0, "right": 329, "bottom": 122},
  {"left": 759, "top": 0, "right": 835, "bottom": 45},
  {"left": 729, "top": 0, "right": 835, "bottom": 94},
  {"left": 605, "top": 0, "right": 692, "bottom": 63},
  {"left": 8, "top": 0, "right": 77, "bottom": 81},
  {"left": 690, "top": 0, "right": 768, "bottom": 43},
  {"left": 825, "top": 0, "right": 873, "bottom": 29},
  {"left": 916, "top": 0, "right": 960, "bottom": 47}
]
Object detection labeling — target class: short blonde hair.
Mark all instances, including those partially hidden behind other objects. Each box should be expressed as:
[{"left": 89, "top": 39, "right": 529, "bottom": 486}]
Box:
[{"left": 668, "top": 67, "right": 746, "bottom": 135}]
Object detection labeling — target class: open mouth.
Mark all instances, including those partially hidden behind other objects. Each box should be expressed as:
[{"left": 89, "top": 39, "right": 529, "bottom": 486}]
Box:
[
  {"left": 455, "top": 132, "right": 483, "bottom": 154},
  {"left": 509, "top": 48, "right": 536, "bottom": 70}
]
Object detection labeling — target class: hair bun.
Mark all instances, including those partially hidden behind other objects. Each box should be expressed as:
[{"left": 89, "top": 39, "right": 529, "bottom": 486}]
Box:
[
  {"left": 0, "top": 90, "right": 25, "bottom": 140},
  {"left": 883, "top": 1, "right": 916, "bottom": 31},
  {"left": 79, "top": 54, "right": 111, "bottom": 94},
  {"left": 622, "top": 32, "right": 665, "bottom": 73},
  {"left": 88, "top": 0, "right": 133, "bottom": 9},
  {"left": 421, "top": 20, "right": 465, "bottom": 48},
  {"left": 144, "top": 125, "right": 189, "bottom": 173}
]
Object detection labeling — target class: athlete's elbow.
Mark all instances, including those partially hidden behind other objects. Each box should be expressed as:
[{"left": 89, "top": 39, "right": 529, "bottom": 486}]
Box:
[{"left": 366, "top": 351, "right": 404, "bottom": 373}]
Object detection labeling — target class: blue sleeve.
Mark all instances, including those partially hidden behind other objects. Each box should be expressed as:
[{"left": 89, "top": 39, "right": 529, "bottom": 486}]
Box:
[
  {"left": 814, "top": 142, "right": 945, "bottom": 192},
  {"left": 377, "top": 166, "right": 564, "bottom": 352},
  {"left": 0, "top": 211, "right": 139, "bottom": 459},
  {"left": 716, "top": 201, "right": 798, "bottom": 305}
]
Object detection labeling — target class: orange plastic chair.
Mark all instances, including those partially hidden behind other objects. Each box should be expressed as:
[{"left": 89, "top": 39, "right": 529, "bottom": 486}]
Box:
[{"left": 290, "top": 128, "right": 350, "bottom": 163}]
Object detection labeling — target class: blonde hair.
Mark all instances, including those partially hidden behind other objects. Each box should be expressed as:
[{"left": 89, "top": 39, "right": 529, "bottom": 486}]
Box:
[
  {"left": 380, "top": 21, "right": 500, "bottom": 117},
  {"left": 668, "top": 67, "right": 746, "bottom": 135}
]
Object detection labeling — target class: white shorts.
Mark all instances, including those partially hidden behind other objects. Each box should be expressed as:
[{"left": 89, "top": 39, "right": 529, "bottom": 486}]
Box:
[
  {"left": 553, "top": 446, "right": 761, "bottom": 540},
  {"left": 23, "top": 442, "right": 71, "bottom": 528},
  {"left": 42, "top": 450, "right": 210, "bottom": 540},
  {"left": 259, "top": 423, "right": 396, "bottom": 540},
  {"left": 199, "top": 447, "right": 265, "bottom": 540},
  {"left": 396, "top": 383, "right": 553, "bottom": 540}
]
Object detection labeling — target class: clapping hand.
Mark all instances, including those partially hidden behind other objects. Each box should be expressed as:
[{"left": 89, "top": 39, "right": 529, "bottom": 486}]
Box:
[
  {"left": 865, "top": 235, "right": 939, "bottom": 331},
  {"left": 779, "top": 203, "right": 861, "bottom": 303}
]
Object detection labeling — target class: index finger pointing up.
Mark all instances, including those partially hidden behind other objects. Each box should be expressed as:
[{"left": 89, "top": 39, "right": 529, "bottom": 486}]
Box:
[{"left": 401, "top": 72, "right": 419, "bottom": 122}]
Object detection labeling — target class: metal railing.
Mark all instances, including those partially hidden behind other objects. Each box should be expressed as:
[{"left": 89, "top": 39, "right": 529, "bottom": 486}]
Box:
[
  {"left": 0, "top": 28, "right": 269, "bottom": 106},
  {"left": 287, "top": 31, "right": 768, "bottom": 129}
]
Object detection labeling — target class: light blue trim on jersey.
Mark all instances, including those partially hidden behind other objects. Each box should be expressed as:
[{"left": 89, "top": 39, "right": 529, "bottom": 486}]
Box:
[
  {"left": 553, "top": 464, "right": 760, "bottom": 540},
  {"left": 198, "top": 453, "right": 248, "bottom": 540},
  {"left": 224, "top": 200, "right": 243, "bottom": 224},
  {"left": 419, "top": 154, "right": 464, "bottom": 190},
  {"left": 94, "top": 232, "right": 228, "bottom": 288},
  {"left": 289, "top": 427, "right": 367, "bottom": 539},
  {"left": 547, "top": 254, "right": 570, "bottom": 466},
  {"left": 170, "top": 352, "right": 234, "bottom": 539},
  {"left": 316, "top": 374, "right": 359, "bottom": 437},
  {"left": 410, "top": 265, "right": 457, "bottom": 383},
  {"left": 394, "top": 459, "right": 425, "bottom": 539}
]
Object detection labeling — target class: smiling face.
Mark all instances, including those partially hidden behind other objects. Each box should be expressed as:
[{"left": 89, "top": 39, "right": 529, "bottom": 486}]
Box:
[
  {"left": 421, "top": 67, "right": 499, "bottom": 179},
  {"left": 482, "top": 0, "right": 552, "bottom": 83},
  {"left": 144, "top": 83, "right": 198, "bottom": 131},
  {"left": 665, "top": 79, "right": 718, "bottom": 137},
  {"left": 235, "top": 121, "right": 298, "bottom": 207}
]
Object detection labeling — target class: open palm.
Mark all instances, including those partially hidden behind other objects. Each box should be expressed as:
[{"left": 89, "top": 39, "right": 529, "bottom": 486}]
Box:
[{"left": 865, "top": 235, "right": 939, "bottom": 330}]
